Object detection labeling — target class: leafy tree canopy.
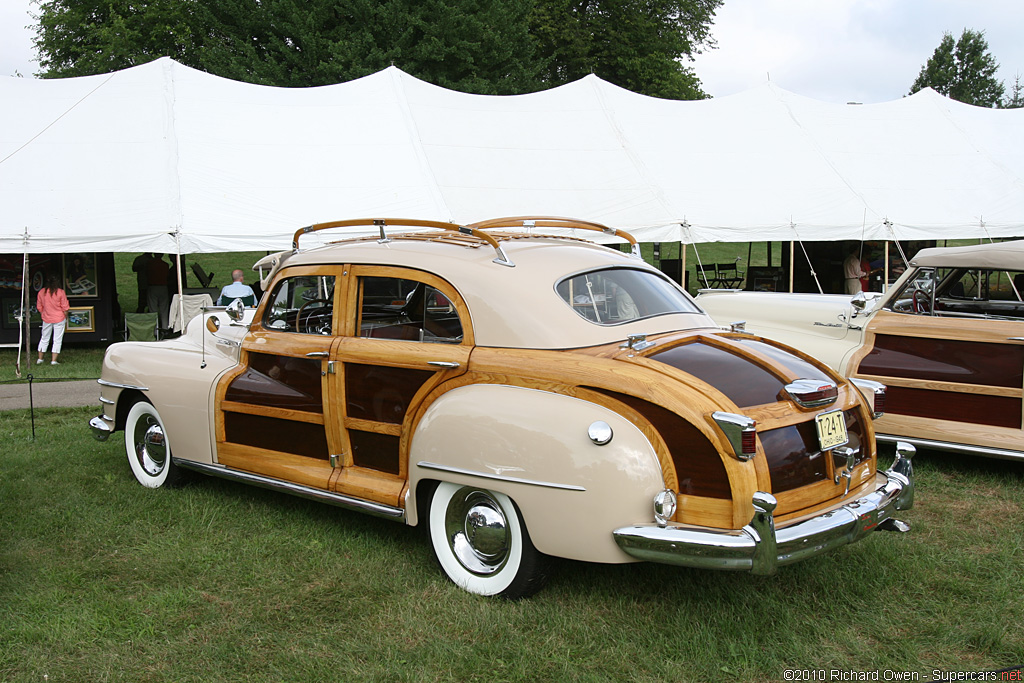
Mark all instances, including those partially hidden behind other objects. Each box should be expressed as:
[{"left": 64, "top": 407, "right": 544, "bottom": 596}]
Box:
[
  {"left": 32, "top": 0, "right": 722, "bottom": 99},
  {"left": 529, "top": 0, "right": 721, "bottom": 99},
  {"left": 909, "top": 28, "right": 1005, "bottom": 108}
]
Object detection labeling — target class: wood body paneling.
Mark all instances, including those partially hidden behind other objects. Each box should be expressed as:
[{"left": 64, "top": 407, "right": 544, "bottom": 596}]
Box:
[{"left": 851, "top": 310, "right": 1024, "bottom": 447}]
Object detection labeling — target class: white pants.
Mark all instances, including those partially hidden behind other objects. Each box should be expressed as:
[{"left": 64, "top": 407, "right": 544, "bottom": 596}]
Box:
[
  {"left": 845, "top": 278, "right": 863, "bottom": 295},
  {"left": 38, "top": 320, "right": 66, "bottom": 354}
]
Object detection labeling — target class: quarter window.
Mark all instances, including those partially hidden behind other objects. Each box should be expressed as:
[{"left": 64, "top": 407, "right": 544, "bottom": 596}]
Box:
[{"left": 556, "top": 268, "right": 699, "bottom": 325}]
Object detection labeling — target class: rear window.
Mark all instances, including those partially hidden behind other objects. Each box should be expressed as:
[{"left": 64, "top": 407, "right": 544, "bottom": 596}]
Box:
[{"left": 556, "top": 268, "right": 699, "bottom": 326}]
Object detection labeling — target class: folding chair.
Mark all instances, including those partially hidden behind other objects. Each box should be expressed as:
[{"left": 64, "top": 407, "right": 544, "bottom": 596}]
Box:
[
  {"left": 216, "top": 294, "right": 256, "bottom": 307},
  {"left": 714, "top": 259, "right": 745, "bottom": 288},
  {"left": 125, "top": 312, "right": 160, "bottom": 341},
  {"left": 190, "top": 263, "right": 215, "bottom": 288},
  {"left": 696, "top": 263, "right": 718, "bottom": 289}
]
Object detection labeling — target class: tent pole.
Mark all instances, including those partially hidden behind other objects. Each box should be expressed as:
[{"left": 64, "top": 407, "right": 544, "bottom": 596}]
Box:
[
  {"left": 680, "top": 242, "right": 687, "bottom": 292},
  {"left": 17, "top": 248, "right": 29, "bottom": 378},
  {"left": 788, "top": 241, "right": 795, "bottom": 292},
  {"left": 174, "top": 230, "right": 185, "bottom": 333},
  {"left": 884, "top": 242, "right": 890, "bottom": 293}
]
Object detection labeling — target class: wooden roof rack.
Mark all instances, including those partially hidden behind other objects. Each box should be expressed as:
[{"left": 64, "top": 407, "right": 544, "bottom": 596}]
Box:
[{"left": 292, "top": 216, "right": 641, "bottom": 268}]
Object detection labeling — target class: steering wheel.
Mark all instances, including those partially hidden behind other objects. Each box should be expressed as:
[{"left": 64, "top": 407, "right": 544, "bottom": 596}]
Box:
[
  {"left": 296, "top": 298, "right": 332, "bottom": 334},
  {"left": 911, "top": 289, "right": 931, "bottom": 314}
]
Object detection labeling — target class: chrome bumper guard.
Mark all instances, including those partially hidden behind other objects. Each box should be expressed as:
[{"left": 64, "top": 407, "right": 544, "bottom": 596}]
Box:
[
  {"left": 89, "top": 415, "right": 113, "bottom": 442},
  {"left": 613, "top": 442, "right": 915, "bottom": 575}
]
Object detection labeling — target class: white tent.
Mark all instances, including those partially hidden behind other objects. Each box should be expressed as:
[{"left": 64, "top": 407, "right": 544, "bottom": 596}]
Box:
[{"left": 2, "top": 57, "right": 1024, "bottom": 255}]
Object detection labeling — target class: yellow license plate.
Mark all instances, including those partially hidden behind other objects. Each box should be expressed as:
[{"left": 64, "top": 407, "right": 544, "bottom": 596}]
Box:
[{"left": 815, "top": 410, "right": 849, "bottom": 451}]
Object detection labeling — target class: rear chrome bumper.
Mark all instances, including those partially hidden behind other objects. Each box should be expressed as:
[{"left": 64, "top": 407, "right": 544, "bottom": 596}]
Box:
[{"left": 613, "top": 443, "right": 915, "bottom": 575}]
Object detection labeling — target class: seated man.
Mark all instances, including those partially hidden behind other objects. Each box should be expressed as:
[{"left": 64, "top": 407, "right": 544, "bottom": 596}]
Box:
[{"left": 217, "top": 269, "right": 257, "bottom": 306}]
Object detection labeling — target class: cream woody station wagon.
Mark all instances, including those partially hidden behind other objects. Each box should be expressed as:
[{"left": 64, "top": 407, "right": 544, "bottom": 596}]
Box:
[
  {"left": 90, "top": 217, "right": 914, "bottom": 598},
  {"left": 699, "top": 240, "right": 1024, "bottom": 462}
]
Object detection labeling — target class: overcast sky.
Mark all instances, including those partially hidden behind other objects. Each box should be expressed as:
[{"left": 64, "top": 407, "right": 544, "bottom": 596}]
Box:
[{"left": 2, "top": 0, "right": 1023, "bottom": 104}]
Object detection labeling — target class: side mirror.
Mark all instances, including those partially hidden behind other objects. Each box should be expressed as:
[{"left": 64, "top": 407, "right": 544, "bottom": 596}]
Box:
[
  {"left": 850, "top": 291, "right": 869, "bottom": 311},
  {"left": 226, "top": 298, "right": 245, "bottom": 322},
  {"left": 206, "top": 316, "right": 221, "bottom": 333}
]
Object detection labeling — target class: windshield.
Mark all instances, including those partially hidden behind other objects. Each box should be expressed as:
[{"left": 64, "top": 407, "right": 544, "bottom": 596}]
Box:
[
  {"left": 890, "top": 266, "right": 1024, "bottom": 319},
  {"left": 556, "top": 268, "right": 700, "bottom": 325}
]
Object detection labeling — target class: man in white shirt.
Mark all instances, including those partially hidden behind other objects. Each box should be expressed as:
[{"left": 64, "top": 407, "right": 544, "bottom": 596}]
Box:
[
  {"left": 843, "top": 250, "right": 867, "bottom": 295},
  {"left": 217, "top": 269, "right": 257, "bottom": 306}
]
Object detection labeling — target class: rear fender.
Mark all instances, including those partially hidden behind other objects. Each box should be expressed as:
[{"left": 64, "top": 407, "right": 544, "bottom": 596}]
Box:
[{"left": 408, "top": 384, "right": 665, "bottom": 563}]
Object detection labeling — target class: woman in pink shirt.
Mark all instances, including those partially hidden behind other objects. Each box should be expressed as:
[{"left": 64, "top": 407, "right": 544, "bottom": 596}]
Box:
[{"left": 36, "top": 272, "right": 70, "bottom": 365}]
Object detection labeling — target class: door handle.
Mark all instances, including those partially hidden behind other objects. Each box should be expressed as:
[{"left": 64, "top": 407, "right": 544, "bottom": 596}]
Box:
[
  {"left": 305, "top": 351, "right": 330, "bottom": 358},
  {"left": 1007, "top": 337, "right": 1024, "bottom": 342},
  {"left": 428, "top": 361, "right": 460, "bottom": 369}
]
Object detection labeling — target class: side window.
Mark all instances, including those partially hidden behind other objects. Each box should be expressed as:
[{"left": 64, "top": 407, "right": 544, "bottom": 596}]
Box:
[
  {"left": 263, "top": 274, "right": 335, "bottom": 334},
  {"left": 358, "top": 276, "right": 462, "bottom": 343}
]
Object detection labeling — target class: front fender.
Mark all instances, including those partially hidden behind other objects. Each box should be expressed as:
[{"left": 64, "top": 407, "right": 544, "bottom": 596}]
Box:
[
  {"left": 98, "top": 339, "right": 236, "bottom": 467},
  {"left": 408, "top": 384, "right": 665, "bottom": 563}
]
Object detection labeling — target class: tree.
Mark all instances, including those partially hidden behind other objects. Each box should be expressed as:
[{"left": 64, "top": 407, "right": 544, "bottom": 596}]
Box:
[
  {"left": 529, "top": 0, "right": 722, "bottom": 99},
  {"left": 32, "top": 0, "right": 722, "bottom": 98},
  {"left": 33, "top": 0, "right": 203, "bottom": 78},
  {"left": 909, "top": 28, "right": 1004, "bottom": 107},
  {"left": 193, "top": 0, "right": 543, "bottom": 94},
  {"left": 1001, "top": 73, "right": 1024, "bottom": 109}
]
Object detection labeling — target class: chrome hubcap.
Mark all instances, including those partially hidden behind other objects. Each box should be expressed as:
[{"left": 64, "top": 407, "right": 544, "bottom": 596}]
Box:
[
  {"left": 133, "top": 415, "right": 166, "bottom": 477},
  {"left": 444, "top": 488, "right": 510, "bottom": 576}
]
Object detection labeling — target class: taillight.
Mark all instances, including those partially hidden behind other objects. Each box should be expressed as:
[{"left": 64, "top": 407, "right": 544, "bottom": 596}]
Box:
[
  {"left": 741, "top": 428, "right": 757, "bottom": 457},
  {"left": 850, "top": 378, "right": 886, "bottom": 419},
  {"left": 712, "top": 411, "right": 757, "bottom": 461},
  {"left": 874, "top": 387, "right": 886, "bottom": 416}
]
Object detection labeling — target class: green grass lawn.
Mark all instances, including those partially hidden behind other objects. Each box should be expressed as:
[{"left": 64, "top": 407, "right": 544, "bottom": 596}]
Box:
[
  {"left": 2, "top": 407, "right": 1022, "bottom": 682},
  {"left": 0, "top": 344, "right": 106, "bottom": 382}
]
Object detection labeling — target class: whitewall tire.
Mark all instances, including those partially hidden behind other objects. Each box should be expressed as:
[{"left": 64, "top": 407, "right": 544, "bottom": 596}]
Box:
[
  {"left": 124, "top": 400, "right": 180, "bottom": 488},
  {"left": 427, "top": 482, "right": 547, "bottom": 599}
]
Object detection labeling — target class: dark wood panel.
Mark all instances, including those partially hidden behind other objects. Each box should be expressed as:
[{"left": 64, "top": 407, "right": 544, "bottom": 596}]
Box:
[
  {"left": 859, "top": 335, "right": 1024, "bottom": 389},
  {"left": 595, "top": 389, "right": 731, "bottom": 499},
  {"left": 350, "top": 430, "right": 401, "bottom": 475},
  {"left": 759, "top": 410, "right": 866, "bottom": 493},
  {"left": 885, "top": 386, "right": 1022, "bottom": 429},
  {"left": 225, "top": 353, "right": 323, "bottom": 412},
  {"left": 224, "top": 412, "right": 330, "bottom": 459},
  {"left": 651, "top": 342, "right": 785, "bottom": 408},
  {"left": 734, "top": 339, "right": 833, "bottom": 382},
  {"left": 344, "top": 364, "right": 433, "bottom": 424}
]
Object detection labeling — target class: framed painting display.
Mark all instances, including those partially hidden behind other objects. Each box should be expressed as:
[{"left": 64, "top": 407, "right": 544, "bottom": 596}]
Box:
[
  {"left": 2, "top": 298, "right": 41, "bottom": 329},
  {"left": 64, "top": 253, "right": 99, "bottom": 298},
  {"left": 67, "top": 306, "right": 95, "bottom": 333}
]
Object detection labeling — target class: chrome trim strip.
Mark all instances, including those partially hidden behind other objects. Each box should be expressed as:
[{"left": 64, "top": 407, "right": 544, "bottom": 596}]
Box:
[
  {"left": 97, "top": 379, "right": 149, "bottom": 391},
  {"left": 173, "top": 460, "right": 406, "bottom": 522},
  {"left": 875, "top": 433, "right": 1024, "bottom": 462},
  {"left": 99, "top": 396, "right": 115, "bottom": 405},
  {"left": 416, "top": 461, "right": 585, "bottom": 491}
]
